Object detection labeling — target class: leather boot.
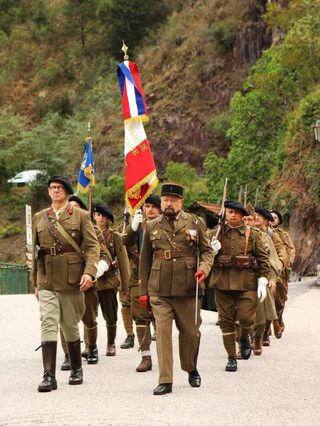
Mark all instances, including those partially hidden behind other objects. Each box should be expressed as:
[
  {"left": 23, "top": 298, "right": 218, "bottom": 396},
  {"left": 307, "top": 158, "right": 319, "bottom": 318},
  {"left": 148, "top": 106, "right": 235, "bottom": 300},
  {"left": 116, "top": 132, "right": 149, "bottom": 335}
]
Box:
[
  {"left": 273, "top": 320, "right": 282, "bottom": 339},
  {"left": 87, "top": 327, "right": 98, "bottom": 365},
  {"left": 225, "top": 357, "right": 237, "bottom": 372},
  {"left": 67, "top": 339, "right": 83, "bottom": 385},
  {"left": 38, "top": 341, "right": 58, "bottom": 392},
  {"left": 262, "top": 321, "right": 271, "bottom": 347},
  {"left": 106, "top": 326, "right": 116, "bottom": 356},
  {"left": 81, "top": 326, "right": 89, "bottom": 359},
  {"left": 253, "top": 337, "right": 263, "bottom": 356},
  {"left": 120, "top": 335, "right": 135, "bottom": 349},
  {"left": 240, "top": 336, "right": 252, "bottom": 360},
  {"left": 136, "top": 356, "right": 152, "bottom": 372},
  {"left": 61, "top": 353, "right": 71, "bottom": 371}
]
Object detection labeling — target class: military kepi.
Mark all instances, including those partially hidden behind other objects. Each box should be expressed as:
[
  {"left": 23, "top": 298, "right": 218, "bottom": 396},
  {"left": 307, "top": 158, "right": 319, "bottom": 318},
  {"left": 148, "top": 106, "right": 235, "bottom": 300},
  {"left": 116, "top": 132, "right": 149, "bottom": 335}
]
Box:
[
  {"left": 224, "top": 200, "right": 249, "bottom": 216},
  {"left": 93, "top": 203, "right": 114, "bottom": 223},
  {"left": 48, "top": 175, "right": 73, "bottom": 194},
  {"left": 161, "top": 182, "right": 184, "bottom": 198}
]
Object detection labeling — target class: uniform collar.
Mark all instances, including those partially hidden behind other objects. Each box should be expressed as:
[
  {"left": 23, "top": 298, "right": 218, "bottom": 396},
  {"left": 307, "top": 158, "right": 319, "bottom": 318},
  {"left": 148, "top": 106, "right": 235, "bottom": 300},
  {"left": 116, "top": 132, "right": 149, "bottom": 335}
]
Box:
[{"left": 225, "top": 223, "right": 246, "bottom": 235}]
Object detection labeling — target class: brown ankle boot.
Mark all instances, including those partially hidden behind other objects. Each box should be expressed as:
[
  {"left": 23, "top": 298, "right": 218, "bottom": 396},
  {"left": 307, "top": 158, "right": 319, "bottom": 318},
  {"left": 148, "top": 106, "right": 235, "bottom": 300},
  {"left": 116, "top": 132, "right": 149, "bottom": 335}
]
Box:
[
  {"left": 253, "top": 337, "right": 263, "bottom": 356},
  {"left": 136, "top": 356, "right": 152, "bottom": 372},
  {"left": 273, "top": 320, "right": 282, "bottom": 339}
]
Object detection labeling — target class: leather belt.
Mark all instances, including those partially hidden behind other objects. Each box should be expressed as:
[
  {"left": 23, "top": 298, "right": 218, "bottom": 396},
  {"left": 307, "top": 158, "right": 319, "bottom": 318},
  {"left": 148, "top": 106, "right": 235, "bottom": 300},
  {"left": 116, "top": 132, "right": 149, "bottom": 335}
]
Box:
[
  {"left": 42, "top": 245, "right": 78, "bottom": 256},
  {"left": 153, "top": 249, "right": 196, "bottom": 260}
]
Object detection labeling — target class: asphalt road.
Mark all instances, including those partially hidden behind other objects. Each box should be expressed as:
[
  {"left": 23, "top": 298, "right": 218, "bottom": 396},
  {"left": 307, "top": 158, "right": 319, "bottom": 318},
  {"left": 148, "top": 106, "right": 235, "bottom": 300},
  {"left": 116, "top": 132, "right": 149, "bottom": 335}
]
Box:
[{"left": 0, "top": 278, "right": 319, "bottom": 426}]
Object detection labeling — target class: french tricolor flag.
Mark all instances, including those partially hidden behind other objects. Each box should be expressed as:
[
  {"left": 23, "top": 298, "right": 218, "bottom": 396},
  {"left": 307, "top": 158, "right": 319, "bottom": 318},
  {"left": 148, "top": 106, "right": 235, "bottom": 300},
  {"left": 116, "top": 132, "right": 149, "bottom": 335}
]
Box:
[
  {"left": 117, "top": 61, "right": 149, "bottom": 123},
  {"left": 117, "top": 59, "right": 158, "bottom": 214}
]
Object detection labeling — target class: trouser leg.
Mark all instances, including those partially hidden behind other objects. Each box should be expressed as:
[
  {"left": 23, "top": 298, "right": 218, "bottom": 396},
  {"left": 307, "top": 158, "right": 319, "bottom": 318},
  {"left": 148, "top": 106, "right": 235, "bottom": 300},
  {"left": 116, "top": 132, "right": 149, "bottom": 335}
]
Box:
[{"left": 150, "top": 296, "right": 174, "bottom": 384}]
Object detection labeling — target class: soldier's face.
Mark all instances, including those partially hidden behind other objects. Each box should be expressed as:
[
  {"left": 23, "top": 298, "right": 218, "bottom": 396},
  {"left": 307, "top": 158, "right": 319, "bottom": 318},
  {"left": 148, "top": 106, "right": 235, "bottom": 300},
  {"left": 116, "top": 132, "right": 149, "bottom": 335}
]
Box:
[
  {"left": 243, "top": 215, "right": 255, "bottom": 226},
  {"left": 48, "top": 182, "right": 68, "bottom": 203},
  {"left": 271, "top": 212, "right": 280, "bottom": 226},
  {"left": 143, "top": 203, "right": 161, "bottom": 220},
  {"left": 226, "top": 208, "right": 243, "bottom": 227},
  {"left": 161, "top": 196, "right": 183, "bottom": 217},
  {"left": 94, "top": 212, "right": 108, "bottom": 229},
  {"left": 255, "top": 213, "right": 268, "bottom": 228}
]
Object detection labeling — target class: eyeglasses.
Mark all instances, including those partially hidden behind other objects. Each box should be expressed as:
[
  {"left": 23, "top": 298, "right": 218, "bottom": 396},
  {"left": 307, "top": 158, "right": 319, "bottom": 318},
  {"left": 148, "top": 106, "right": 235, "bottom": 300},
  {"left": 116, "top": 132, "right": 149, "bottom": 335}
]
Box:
[{"left": 49, "top": 185, "right": 65, "bottom": 191}]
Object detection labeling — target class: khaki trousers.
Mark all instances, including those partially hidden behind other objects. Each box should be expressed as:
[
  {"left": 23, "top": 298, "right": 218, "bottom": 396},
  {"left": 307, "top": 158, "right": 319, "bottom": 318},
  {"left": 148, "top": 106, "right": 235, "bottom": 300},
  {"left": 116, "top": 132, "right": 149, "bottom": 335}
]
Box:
[
  {"left": 150, "top": 296, "right": 201, "bottom": 384},
  {"left": 39, "top": 289, "right": 85, "bottom": 342}
]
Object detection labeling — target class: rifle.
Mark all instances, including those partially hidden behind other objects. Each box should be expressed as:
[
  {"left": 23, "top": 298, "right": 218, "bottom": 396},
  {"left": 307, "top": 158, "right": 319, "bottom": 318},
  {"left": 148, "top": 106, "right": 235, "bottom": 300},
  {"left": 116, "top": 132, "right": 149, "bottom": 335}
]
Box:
[
  {"left": 244, "top": 184, "right": 248, "bottom": 207},
  {"left": 254, "top": 188, "right": 259, "bottom": 208},
  {"left": 238, "top": 185, "right": 242, "bottom": 203},
  {"left": 215, "top": 177, "right": 228, "bottom": 240}
]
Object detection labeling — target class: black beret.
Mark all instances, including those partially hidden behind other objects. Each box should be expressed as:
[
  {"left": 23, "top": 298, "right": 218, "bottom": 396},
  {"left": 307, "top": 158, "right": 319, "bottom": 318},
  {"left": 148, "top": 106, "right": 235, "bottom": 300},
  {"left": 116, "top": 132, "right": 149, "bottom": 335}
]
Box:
[
  {"left": 270, "top": 210, "right": 283, "bottom": 225},
  {"left": 93, "top": 203, "right": 114, "bottom": 223},
  {"left": 48, "top": 175, "right": 73, "bottom": 194},
  {"left": 161, "top": 182, "right": 184, "bottom": 198},
  {"left": 255, "top": 207, "right": 274, "bottom": 222},
  {"left": 144, "top": 194, "right": 161, "bottom": 208},
  {"left": 224, "top": 200, "right": 249, "bottom": 216},
  {"left": 68, "top": 195, "right": 88, "bottom": 211}
]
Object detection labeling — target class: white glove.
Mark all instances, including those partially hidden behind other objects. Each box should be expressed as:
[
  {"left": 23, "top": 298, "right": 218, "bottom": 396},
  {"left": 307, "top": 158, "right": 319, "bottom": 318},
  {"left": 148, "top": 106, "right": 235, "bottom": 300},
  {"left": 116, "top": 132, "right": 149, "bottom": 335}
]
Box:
[
  {"left": 131, "top": 210, "right": 143, "bottom": 231},
  {"left": 257, "top": 277, "right": 268, "bottom": 303},
  {"left": 96, "top": 260, "right": 109, "bottom": 279},
  {"left": 211, "top": 238, "right": 221, "bottom": 254}
]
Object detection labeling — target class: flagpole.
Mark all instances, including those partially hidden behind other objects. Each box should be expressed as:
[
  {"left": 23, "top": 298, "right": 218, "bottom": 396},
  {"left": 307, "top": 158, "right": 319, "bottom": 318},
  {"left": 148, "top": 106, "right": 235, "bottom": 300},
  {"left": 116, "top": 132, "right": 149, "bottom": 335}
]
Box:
[{"left": 87, "top": 121, "right": 93, "bottom": 215}]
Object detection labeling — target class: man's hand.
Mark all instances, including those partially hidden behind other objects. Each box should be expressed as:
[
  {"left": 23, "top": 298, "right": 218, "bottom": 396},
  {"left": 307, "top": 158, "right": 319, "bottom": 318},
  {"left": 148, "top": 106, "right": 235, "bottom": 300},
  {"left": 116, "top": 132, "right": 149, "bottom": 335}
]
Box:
[
  {"left": 194, "top": 270, "right": 206, "bottom": 284},
  {"left": 268, "top": 280, "right": 276, "bottom": 297},
  {"left": 211, "top": 238, "right": 221, "bottom": 255},
  {"left": 257, "top": 277, "right": 268, "bottom": 302},
  {"left": 121, "top": 290, "right": 129, "bottom": 299},
  {"left": 79, "top": 274, "right": 93, "bottom": 292},
  {"left": 139, "top": 294, "right": 149, "bottom": 310},
  {"left": 96, "top": 259, "right": 109, "bottom": 279},
  {"left": 131, "top": 210, "right": 143, "bottom": 231}
]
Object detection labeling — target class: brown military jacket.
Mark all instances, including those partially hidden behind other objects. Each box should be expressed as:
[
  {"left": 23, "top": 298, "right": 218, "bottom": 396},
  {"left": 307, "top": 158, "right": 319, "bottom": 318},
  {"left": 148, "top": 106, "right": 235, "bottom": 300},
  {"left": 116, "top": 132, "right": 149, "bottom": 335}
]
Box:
[
  {"left": 96, "top": 227, "right": 130, "bottom": 292},
  {"left": 274, "top": 227, "right": 295, "bottom": 267},
  {"left": 259, "top": 230, "right": 281, "bottom": 282},
  {"left": 32, "top": 204, "right": 99, "bottom": 291},
  {"left": 267, "top": 227, "right": 289, "bottom": 269},
  {"left": 209, "top": 223, "right": 271, "bottom": 291},
  {"left": 139, "top": 211, "right": 214, "bottom": 297}
]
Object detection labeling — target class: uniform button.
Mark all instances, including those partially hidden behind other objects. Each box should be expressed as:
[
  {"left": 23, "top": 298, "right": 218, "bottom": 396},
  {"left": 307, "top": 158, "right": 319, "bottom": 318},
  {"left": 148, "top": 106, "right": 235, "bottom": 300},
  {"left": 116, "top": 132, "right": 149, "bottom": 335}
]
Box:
[
  {"left": 173, "top": 242, "right": 176, "bottom": 245},
  {"left": 173, "top": 259, "right": 176, "bottom": 262},
  {"left": 173, "top": 234, "right": 175, "bottom": 237}
]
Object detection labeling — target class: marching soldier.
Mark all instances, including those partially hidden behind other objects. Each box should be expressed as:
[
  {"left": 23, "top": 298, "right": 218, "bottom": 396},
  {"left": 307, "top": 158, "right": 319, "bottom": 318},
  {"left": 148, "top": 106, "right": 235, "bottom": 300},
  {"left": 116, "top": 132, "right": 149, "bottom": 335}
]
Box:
[
  {"left": 33, "top": 176, "right": 100, "bottom": 392},
  {"left": 139, "top": 183, "right": 214, "bottom": 395},
  {"left": 60, "top": 195, "right": 112, "bottom": 368},
  {"left": 122, "top": 194, "right": 161, "bottom": 372},
  {"left": 209, "top": 200, "right": 271, "bottom": 372},
  {"left": 93, "top": 203, "right": 130, "bottom": 356},
  {"left": 251, "top": 208, "right": 280, "bottom": 352},
  {"left": 270, "top": 210, "right": 295, "bottom": 336}
]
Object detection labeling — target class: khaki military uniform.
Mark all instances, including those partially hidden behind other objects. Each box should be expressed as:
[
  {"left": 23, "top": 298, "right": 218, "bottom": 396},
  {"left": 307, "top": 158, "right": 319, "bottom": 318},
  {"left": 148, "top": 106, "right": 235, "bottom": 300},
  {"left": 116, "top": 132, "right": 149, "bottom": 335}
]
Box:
[
  {"left": 209, "top": 223, "right": 271, "bottom": 358},
  {"left": 97, "top": 227, "right": 130, "bottom": 348},
  {"left": 140, "top": 211, "right": 214, "bottom": 384},
  {"left": 32, "top": 204, "right": 99, "bottom": 342},
  {"left": 122, "top": 222, "right": 151, "bottom": 353},
  {"left": 270, "top": 226, "right": 295, "bottom": 328}
]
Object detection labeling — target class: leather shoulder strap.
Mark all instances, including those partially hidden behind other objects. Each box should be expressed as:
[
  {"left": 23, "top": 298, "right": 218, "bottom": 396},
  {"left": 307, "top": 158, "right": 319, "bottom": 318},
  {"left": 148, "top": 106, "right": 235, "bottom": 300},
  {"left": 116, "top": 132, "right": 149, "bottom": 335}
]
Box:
[
  {"left": 54, "top": 220, "right": 84, "bottom": 258},
  {"left": 244, "top": 226, "right": 251, "bottom": 256}
]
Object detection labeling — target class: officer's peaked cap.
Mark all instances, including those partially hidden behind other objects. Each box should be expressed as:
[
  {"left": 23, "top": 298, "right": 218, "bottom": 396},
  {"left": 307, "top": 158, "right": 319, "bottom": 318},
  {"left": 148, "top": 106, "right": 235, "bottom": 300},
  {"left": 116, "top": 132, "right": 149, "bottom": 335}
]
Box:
[
  {"left": 144, "top": 194, "right": 161, "bottom": 208},
  {"left": 48, "top": 176, "right": 73, "bottom": 194},
  {"left": 255, "top": 207, "right": 274, "bottom": 222},
  {"left": 93, "top": 203, "right": 114, "bottom": 223},
  {"left": 224, "top": 200, "right": 249, "bottom": 216},
  {"left": 161, "top": 182, "right": 184, "bottom": 198},
  {"left": 270, "top": 210, "right": 283, "bottom": 225},
  {"left": 69, "top": 195, "right": 88, "bottom": 211}
]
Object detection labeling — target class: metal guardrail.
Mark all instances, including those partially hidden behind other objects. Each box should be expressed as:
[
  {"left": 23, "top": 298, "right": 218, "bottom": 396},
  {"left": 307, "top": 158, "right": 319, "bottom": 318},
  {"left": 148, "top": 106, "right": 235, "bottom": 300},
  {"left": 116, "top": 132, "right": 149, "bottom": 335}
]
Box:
[{"left": 0, "top": 262, "right": 31, "bottom": 294}]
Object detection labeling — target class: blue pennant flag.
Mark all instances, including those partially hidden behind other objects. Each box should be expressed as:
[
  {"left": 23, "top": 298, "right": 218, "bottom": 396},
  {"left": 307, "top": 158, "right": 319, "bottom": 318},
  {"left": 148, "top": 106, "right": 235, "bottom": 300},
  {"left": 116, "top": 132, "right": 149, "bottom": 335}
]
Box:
[{"left": 77, "top": 137, "right": 95, "bottom": 193}]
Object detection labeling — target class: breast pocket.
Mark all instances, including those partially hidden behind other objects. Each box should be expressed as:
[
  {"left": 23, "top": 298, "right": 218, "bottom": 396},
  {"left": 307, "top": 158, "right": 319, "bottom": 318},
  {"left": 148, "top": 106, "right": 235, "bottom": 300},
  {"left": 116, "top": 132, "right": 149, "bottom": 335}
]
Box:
[{"left": 150, "top": 234, "right": 161, "bottom": 250}]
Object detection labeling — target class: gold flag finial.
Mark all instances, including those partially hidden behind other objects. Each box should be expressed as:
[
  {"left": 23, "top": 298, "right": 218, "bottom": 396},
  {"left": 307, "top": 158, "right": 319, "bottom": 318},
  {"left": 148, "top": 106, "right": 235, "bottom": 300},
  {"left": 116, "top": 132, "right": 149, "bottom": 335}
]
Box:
[
  {"left": 87, "top": 121, "right": 91, "bottom": 136},
  {"left": 121, "top": 40, "right": 129, "bottom": 60}
]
